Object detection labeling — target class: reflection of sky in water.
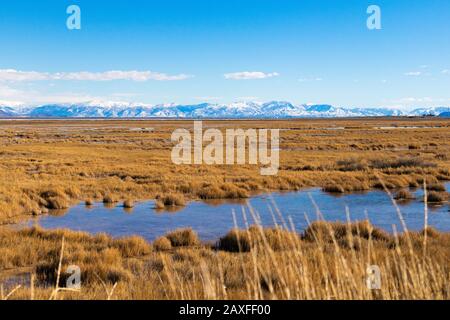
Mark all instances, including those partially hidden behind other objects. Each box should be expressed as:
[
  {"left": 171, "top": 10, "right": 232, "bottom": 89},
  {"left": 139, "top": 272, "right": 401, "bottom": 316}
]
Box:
[{"left": 21, "top": 183, "right": 450, "bottom": 242}]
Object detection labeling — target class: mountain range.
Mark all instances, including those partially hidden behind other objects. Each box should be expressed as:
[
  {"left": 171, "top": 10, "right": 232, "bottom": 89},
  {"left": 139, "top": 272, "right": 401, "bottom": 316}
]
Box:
[{"left": 1, "top": 101, "right": 450, "bottom": 118}]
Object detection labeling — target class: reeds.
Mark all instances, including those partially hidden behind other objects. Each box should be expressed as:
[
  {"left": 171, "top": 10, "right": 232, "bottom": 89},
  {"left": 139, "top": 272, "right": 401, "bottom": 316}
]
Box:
[
  {"left": 1, "top": 197, "right": 449, "bottom": 300},
  {"left": 153, "top": 236, "right": 172, "bottom": 251},
  {"left": 1, "top": 118, "right": 449, "bottom": 224},
  {"left": 103, "top": 195, "right": 118, "bottom": 204},
  {"left": 123, "top": 199, "right": 134, "bottom": 208},
  {"left": 165, "top": 228, "right": 200, "bottom": 247},
  {"left": 394, "top": 189, "right": 415, "bottom": 200},
  {"left": 0, "top": 118, "right": 449, "bottom": 299},
  {"left": 426, "top": 191, "right": 448, "bottom": 203},
  {"left": 156, "top": 193, "right": 186, "bottom": 208},
  {"left": 426, "top": 183, "right": 446, "bottom": 192}
]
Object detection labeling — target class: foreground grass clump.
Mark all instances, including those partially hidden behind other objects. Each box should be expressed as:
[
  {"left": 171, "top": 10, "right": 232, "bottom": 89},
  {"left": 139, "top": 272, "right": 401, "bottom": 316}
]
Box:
[
  {"left": 153, "top": 236, "right": 172, "bottom": 251},
  {"left": 303, "top": 221, "right": 392, "bottom": 245},
  {"left": 217, "top": 226, "right": 298, "bottom": 252},
  {"left": 1, "top": 219, "right": 449, "bottom": 300},
  {"left": 165, "top": 228, "right": 199, "bottom": 247},
  {"left": 0, "top": 227, "right": 152, "bottom": 294}
]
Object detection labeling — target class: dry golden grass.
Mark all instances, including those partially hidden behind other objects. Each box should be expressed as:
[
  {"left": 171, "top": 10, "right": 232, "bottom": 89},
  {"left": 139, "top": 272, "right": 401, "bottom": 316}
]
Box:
[
  {"left": 165, "top": 228, "right": 200, "bottom": 247},
  {"left": 426, "top": 191, "right": 448, "bottom": 203},
  {"left": 0, "top": 219, "right": 449, "bottom": 300},
  {"left": 153, "top": 236, "right": 172, "bottom": 251},
  {"left": 0, "top": 118, "right": 449, "bottom": 223},
  {"left": 0, "top": 118, "right": 449, "bottom": 300},
  {"left": 103, "top": 194, "right": 118, "bottom": 204},
  {"left": 155, "top": 193, "right": 186, "bottom": 209},
  {"left": 123, "top": 199, "right": 134, "bottom": 208},
  {"left": 427, "top": 183, "right": 447, "bottom": 192},
  {"left": 394, "top": 189, "right": 415, "bottom": 201}
]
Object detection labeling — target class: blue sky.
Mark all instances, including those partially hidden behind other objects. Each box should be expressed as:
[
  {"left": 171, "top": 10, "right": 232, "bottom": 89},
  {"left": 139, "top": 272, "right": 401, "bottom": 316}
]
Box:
[{"left": 0, "top": 0, "right": 449, "bottom": 108}]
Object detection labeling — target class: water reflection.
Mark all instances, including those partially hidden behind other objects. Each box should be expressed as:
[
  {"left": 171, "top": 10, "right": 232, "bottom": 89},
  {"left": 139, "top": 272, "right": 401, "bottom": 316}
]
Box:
[{"left": 18, "top": 183, "right": 450, "bottom": 242}]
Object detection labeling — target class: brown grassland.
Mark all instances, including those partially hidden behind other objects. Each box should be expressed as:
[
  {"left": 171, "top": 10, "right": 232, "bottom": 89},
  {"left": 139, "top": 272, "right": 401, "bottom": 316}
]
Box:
[
  {"left": 0, "top": 221, "right": 449, "bottom": 300},
  {"left": 0, "top": 117, "right": 449, "bottom": 300},
  {"left": 0, "top": 117, "right": 449, "bottom": 223}
]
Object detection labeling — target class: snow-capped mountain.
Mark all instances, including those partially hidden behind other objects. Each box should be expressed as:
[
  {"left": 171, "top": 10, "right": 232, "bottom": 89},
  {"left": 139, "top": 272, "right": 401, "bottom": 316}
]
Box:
[
  {"left": 408, "top": 107, "right": 450, "bottom": 116},
  {"left": 0, "top": 107, "right": 14, "bottom": 117},
  {"left": 0, "top": 101, "right": 448, "bottom": 118}
]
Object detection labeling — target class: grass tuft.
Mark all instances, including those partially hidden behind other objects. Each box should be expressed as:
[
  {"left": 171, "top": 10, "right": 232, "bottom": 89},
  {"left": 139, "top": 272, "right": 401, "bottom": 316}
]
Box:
[
  {"left": 155, "top": 193, "right": 186, "bottom": 208},
  {"left": 426, "top": 191, "right": 448, "bottom": 203},
  {"left": 165, "top": 228, "right": 200, "bottom": 247},
  {"left": 394, "top": 189, "right": 415, "bottom": 200},
  {"left": 123, "top": 199, "right": 134, "bottom": 208},
  {"left": 103, "top": 195, "right": 118, "bottom": 204},
  {"left": 153, "top": 236, "right": 172, "bottom": 251}
]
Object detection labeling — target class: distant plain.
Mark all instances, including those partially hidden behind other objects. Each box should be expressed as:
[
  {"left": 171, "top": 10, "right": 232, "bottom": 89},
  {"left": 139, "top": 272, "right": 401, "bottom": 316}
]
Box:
[{"left": 0, "top": 117, "right": 449, "bottom": 300}]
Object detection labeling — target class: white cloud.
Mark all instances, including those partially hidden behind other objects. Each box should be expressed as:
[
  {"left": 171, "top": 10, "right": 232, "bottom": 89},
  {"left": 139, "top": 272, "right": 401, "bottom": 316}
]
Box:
[
  {"left": 224, "top": 71, "right": 279, "bottom": 80},
  {"left": 381, "top": 96, "right": 450, "bottom": 110},
  {"left": 0, "top": 84, "right": 23, "bottom": 97},
  {"left": 398, "top": 97, "right": 434, "bottom": 103},
  {"left": 236, "top": 96, "right": 259, "bottom": 101},
  {"left": 0, "top": 69, "right": 192, "bottom": 82},
  {"left": 111, "top": 92, "right": 139, "bottom": 98},
  {"left": 442, "top": 69, "right": 449, "bottom": 74},
  {"left": 388, "top": 97, "right": 450, "bottom": 106},
  {"left": 0, "top": 82, "right": 117, "bottom": 105},
  {"left": 299, "top": 77, "right": 323, "bottom": 82},
  {"left": 194, "top": 96, "right": 223, "bottom": 101},
  {"left": 404, "top": 71, "right": 422, "bottom": 76}
]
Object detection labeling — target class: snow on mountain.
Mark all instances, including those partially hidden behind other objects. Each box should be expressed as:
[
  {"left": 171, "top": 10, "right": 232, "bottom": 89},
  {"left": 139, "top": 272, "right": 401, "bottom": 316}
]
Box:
[
  {"left": 0, "top": 101, "right": 27, "bottom": 116},
  {"left": 0, "top": 106, "right": 15, "bottom": 117},
  {"left": 409, "top": 107, "right": 450, "bottom": 116},
  {"left": 0, "top": 101, "right": 448, "bottom": 118}
]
